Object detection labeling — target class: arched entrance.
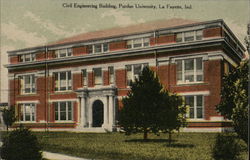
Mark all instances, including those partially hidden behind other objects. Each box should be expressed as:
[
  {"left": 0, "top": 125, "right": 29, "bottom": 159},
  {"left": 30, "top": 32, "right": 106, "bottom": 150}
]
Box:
[{"left": 92, "top": 100, "right": 104, "bottom": 127}]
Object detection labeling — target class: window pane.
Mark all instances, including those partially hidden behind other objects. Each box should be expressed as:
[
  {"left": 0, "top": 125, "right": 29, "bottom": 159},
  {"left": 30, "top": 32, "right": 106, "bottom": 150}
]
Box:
[
  {"left": 133, "top": 39, "right": 142, "bottom": 48},
  {"left": 176, "top": 33, "right": 182, "bottom": 42},
  {"left": 59, "top": 49, "right": 67, "bottom": 57},
  {"left": 197, "top": 108, "right": 203, "bottom": 118},
  {"left": 185, "top": 59, "right": 194, "bottom": 70},
  {"left": 67, "top": 48, "right": 72, "bottom": 56},
  {"left": 196, "top": 58, "right": 202, "bottom": 70},
  {"left": 60, "top": 102, "right": 66, "bottom": 120},
  {"left": 126, "top": 65, "right": 132, "bottom": 85},
  {"left": 94, "top": 68, "right": 102, "bottom": 84},
  {"left": 185, "top": 96, "right": 194, "bottom": 107},
  {"left": 20, "top": 105, "right": 24, "bottom": 121},
  {"left": 25, "top": 105, "right": 31, "bottom": 121},
  {"left": 87, "top": 45, "right": 93, "bottom": 53},
  {"left": 189, "top": 108, "right": 194, "bottom": 118},
  {"left": 94, "top": 44, "right": 102, "bottom": 53},
  {"left": 134, "top": 64, "right": 141, "bottom": 80},
  {"left": 197, "top": 96, "right": 203, "bottom": 106},
  {"left": 127, "top": 40, "right": 132, "bottom": 49},
  {"left": 184, "top": 31, "right": 194, "bottom": 41},
  {"left": 68, "top": 102, "right": 72, "bottom": 120},
  {"left": 103, "top": 43, "right": 108, "bottom": 52},
  {"left": 196, "top": 30, "right": 203, "bottom": 40},
  {"left": 82, "top": 69, "right": 87, "bottom": 86},
  {"left": 143, "top": 38, "right": 150, "bottom": 46},
  {"left": 109, "top": 67, "right": 114, "bottom": 84}
]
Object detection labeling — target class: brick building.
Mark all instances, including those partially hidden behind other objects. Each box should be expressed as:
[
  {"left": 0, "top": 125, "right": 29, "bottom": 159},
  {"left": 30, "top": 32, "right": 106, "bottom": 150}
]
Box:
[{"left": 6, "top": 19, "right": 245, "bottom": 132}]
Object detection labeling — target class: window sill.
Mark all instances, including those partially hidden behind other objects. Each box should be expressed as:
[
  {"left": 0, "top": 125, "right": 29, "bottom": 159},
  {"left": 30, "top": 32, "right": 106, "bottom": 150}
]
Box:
[
  {"left": 17, "top": 121, "right": 36, "bottom": 123},
  {"left": 19, "top": 93, "right": 37, "bottom": 96},
  {"left": 176, "top": 82, "right": 208, "bottom": 86},
  {"left": 53, "top": 90, "right": 73, "bottom": 94},
  {"left": 54, "top": 121, "right": 75, "bottom": 123}
]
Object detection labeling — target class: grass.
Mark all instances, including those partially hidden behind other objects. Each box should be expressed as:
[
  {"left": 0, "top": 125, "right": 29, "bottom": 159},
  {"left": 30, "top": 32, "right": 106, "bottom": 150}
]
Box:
[{"left": 34, "top": 132, "right": 248, "bottom": 160}]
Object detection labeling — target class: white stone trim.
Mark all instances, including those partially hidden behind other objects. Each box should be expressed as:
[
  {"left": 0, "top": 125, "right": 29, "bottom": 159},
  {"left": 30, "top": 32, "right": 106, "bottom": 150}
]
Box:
[
  {"left": 16, "top": 100, "right": 40, "bottom": 104},
  {"left": 182, "top": 127, "right": 233, "bottom": 132},
  {"left": 49, "top": 99, "right": 77, "bottom": 102},
  {"left": 177, "top": 91, "right": 210, "bottom": 96}
]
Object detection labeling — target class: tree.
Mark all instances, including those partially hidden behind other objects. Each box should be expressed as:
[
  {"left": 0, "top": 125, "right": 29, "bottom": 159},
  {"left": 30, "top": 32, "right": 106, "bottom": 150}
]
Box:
[
  {"left": 216, "top": 60, "right": 248, "bottom": 144},
  {"left": 0, "top": 127, "right": 42, "bottom": 160},
  {"left": 158, "top": 92, "right": 186, "bottom": 144},
  {"left": 2, "top": 107, "right": 16, "bottom": 132},
  {"left": 119, "top": 66, "right": 186, "bottom": 140},
  {"left": 212, "top": 133, "right": 241, "bottom": 160}
]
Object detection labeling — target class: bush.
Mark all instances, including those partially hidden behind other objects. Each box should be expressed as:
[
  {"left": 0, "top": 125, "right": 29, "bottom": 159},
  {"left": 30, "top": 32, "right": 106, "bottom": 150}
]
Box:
[
  {"left": 212, "top": 133, "right": 241, "bottom": 160},
  {"left": 0, "top": 127, "right": 42, "bottom": 160}
]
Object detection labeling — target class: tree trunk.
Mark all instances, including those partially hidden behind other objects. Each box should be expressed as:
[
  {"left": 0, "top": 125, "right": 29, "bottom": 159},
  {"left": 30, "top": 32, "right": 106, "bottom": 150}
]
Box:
[
  {"left": 143, "top": 129, "right": 148, "bottom": 140},
  {"left": 6, "top": 125, "right": 9, "bottom": 133},
  {"left": 169, "top": 132, "right": 172, "bottom": 145}
]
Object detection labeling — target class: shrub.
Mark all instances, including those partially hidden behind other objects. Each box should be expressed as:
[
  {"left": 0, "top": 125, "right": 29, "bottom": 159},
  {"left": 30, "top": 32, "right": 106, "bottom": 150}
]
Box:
[
  {"left": 212, "top": 133, "right": 241, "bottom": 160},
  {"left": 0, "top": 127, "right": 42, "bottom": 160}
]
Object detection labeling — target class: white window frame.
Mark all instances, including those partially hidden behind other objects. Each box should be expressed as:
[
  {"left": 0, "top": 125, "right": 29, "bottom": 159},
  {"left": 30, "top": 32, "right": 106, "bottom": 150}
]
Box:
[
  {"left": 20, "top": 53, "right": 36, "bottom": 62},
  {"left": 20, "top": 103, "right": 36, "bottom": 122},
  {"left": 54, "top": 71, "right": 72, "bottom": 91},
  {"left": 176, "top": 57, "right": 203, "bottom": 84},
  {"left": 82, "top": 69, "right": 88, "bottom": 87},
  {"left": 184, "top": 95, "right": 204, "bottom": 120},
  {"left": 89, "top": 43, "right": 109, "bottom": 54},
  {"left": 55, "top": 48, "right": 72, "bottom": 58},
  {"left": 93, "top": 68, "right": 103, "bottom": 85},
  {"left": 127, "top": 37, "right": 150, "bottom": 49},
  {"left": 176, "top": 30, "right": 203, "bottom": 43},
  {"left": 126, "top": 63, "right": 148, "bottom": 86},
  {"left": 108, "top": 66, "right": 114, "bottom": 85},
  {"left": 19, "top": 74, "right": 36, "bottom": 94},
  {"left": 54, "top": 101, "right": 73, "bottom": 121}
]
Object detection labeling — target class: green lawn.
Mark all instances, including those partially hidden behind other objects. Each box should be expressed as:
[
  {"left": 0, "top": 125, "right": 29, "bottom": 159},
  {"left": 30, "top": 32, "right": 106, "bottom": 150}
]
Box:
[{"left": 35, "top": 132, "right": 248, "bottom": 160}]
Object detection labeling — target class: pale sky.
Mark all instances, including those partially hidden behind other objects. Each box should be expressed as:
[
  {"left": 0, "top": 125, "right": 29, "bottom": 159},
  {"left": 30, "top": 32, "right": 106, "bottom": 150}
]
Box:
[{"left": 0, "top": 0, "right": 249, "bottom": 102}]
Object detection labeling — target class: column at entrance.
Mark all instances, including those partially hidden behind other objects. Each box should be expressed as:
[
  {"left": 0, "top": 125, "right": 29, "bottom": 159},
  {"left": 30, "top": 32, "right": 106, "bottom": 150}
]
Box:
[{"left": 108, "top": 95, "right": 114, "bottom": 128}]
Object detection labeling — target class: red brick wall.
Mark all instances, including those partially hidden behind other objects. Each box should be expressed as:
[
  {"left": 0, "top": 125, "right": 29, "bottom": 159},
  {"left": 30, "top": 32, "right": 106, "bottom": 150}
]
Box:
[
  {"left": 73, "top": 46, "right": 88, "bottom": 56},
  {"left": 10, "top": 56, "right": 19, "bottom": 64},
  {"left": 109, "top": 41, "right": 127, "bottom": 51},
  {"left": 48, "top": 51, "right": 56, "bottom": 59},
  {"left": 36, "top": 52, "right": 46, "bottom": 61},
  {"left": 103, "top": 70, "right": 109, "bottom": 85},
  {"left": 73, "top": 73, "right": 82, "bottom": 90},
  {"left": 150, "top": 35, "right": 175, "bottom": 45},
  {"left": 115, "top": 69, "right": 126, "bottom": 88},
  {"left": 203, "top": 27, "right": 222, "bottom": 38},
  {"left": 88, "top": 72, "right": 94, "bottom": 87}
]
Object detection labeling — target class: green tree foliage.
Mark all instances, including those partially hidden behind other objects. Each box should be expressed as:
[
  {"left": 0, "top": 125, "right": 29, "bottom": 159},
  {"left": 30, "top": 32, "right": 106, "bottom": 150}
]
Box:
[
  {"left": 212, "top": 133, "right": 241, "bottom": 160},
  {"left": 119, "top": 66, "right": 186, "bottom": 140},
  {"left": 158, "top": 92, "right": 186, "bottom": 144},
  {"left": 2, "top": 107, "right": 16, "bottom": 132},
  {"left": 216, "top": 60, "right": 248, "bottom": 144},
  {"left": 0, "top": 127, "right": 42, "bottom": 160}
]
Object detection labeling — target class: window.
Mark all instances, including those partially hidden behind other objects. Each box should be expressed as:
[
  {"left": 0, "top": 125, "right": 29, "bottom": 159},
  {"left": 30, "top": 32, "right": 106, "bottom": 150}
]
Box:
[
  {"left": 88, "top": 43, "right": 109, "bottom": 54},
  {"left": 176, "top": 58, "right": 203, "bottom": 83},
  {"left": 20, "top": 103, "right": 36, "bottom": 122},
  {"left": 55, "top": 48, "right": 72, "bottom": 58},
  {"left": 126, "top": 63, "right": 148, "bottom": 85},
  {"left": 126, "top": 38, "right": 150, "bottom": 49},
  {"left": 185, "top": 95, "right": 204, "bottom": 119},
  {"left": 93, "top": 68, "right": 102, "bottom": 85},
  {"left": 108, "top": 66, "right": 114, "bottom": 84},
  {"left": 82, "top": 69, "right": 87, "bottom": 86},
  {"left": 19, "top": 53, "right": 35, "bottom": 62},
  {"left": 19, "top": 75, "right": 36, "bottom": 94},
  {"left": 54, "top": 101, "right": 73, "bottom": 121},
  {"left": 176, "top": 30, "right": 203, "bottom": 43},
  {"left": 54, "top": 71, "right": 72, "bottom": 91}
]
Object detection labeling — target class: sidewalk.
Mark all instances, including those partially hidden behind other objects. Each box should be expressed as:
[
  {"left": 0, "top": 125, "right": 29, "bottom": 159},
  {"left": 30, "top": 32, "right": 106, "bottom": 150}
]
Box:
[{"left": 43, "top": 151, "right": 91, "bottom": 160}]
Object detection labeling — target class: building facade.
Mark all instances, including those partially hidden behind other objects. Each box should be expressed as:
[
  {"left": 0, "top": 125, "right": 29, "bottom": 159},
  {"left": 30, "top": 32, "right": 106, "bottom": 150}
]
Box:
[{"left": 6, "top": 19, "right": 245, "bottom": 132}]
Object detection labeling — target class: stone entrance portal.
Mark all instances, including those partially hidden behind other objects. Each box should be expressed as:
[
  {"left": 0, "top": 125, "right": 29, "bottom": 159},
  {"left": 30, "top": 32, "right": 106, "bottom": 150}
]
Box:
[
  {"left": 92, "top": 100, "right": 104, "bottom": 127},
  {"left": 76, "top": 86, "right": 117, "bottom": 132}
]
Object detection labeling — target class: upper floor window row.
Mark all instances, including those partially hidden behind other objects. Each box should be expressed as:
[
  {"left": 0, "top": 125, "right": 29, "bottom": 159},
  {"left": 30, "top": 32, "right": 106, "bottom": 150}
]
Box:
[
  {"left": 176, "top": 30, "right": 203, "bottom": 43},
  {"left": 19, "top": 53, "right": 36, "bottom": 62},
  {"left": 88, "top": 43, "right": 109, "bottom": 54},
  {"left": 127, "top": 38, "right": 150, "bottom": 49},
  {"left": 55, "top": 48, "right": 72, "bottom": 58}
]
